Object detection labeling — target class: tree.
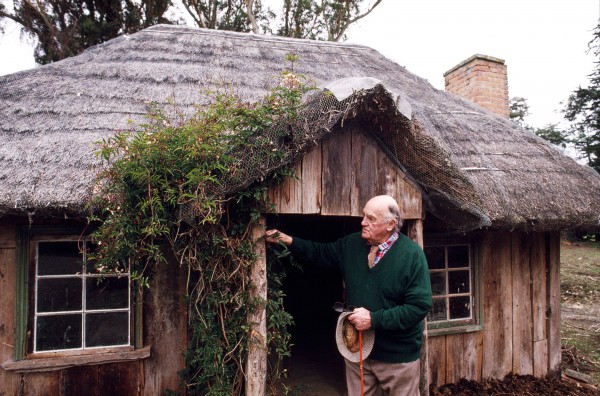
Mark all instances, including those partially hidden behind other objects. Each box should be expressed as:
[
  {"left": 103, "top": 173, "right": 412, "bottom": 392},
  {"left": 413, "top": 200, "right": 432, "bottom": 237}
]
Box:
[
  {"left": 564, "top": 23, "right": 600, "bottom": 173},
  {"left": 180, "top": 0, "right": 267, "bottom": 32},
  {"left": 509, "top": 97, "right": 569, "bottom": 148},
  {"left": 0, "top": 0, "right": 172, "bottom": 64},
  {"left": 509, "top": 96, "right": 530, "bottom": 128},
  {"left": 180, "top": 0, "right": 383, "bottom": 40},
  {"left": 277, "top": 0, "right": 382, "bottom": 41},
  {"left": 534, "top": 124, "right": 568, "bottom": 149}
]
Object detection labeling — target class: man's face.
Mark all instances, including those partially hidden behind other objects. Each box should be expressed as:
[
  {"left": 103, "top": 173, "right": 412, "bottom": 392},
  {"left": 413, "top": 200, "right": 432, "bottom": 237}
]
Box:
[{"left": 360, "top": 200, "right": 393, "bottom": 244}]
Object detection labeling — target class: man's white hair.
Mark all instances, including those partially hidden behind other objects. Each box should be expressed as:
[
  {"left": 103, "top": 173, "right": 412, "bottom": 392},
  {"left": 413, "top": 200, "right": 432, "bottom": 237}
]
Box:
[{"left": 371, "top": 195, "right": 403, "bottom": 232}]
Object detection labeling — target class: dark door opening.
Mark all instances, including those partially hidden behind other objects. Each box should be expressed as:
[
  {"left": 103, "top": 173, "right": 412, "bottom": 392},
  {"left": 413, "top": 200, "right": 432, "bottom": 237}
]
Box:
[{"left": 266, "top": 214, "right": 361, "bottom": 395}]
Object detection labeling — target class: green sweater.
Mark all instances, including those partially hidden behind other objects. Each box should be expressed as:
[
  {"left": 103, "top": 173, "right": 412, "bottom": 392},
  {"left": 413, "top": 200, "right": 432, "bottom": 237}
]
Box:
[{"left": 290, "top": 232, "right": 433, "bottom": 363}]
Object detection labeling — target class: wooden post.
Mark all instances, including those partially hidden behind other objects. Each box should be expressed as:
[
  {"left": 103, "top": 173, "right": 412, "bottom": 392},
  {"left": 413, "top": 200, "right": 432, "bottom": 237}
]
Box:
[
  {"left": 407, "top": 219, "right": 429, "bottom": 396},
  {"left": 246, "top": 217, "right": 268, "bottom": 395}
]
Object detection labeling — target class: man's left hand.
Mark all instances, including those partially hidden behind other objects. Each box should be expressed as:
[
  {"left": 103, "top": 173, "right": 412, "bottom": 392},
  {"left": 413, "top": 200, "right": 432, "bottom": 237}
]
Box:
[{"left": 348, "top": 307, "right": 371, "bottom": 331}]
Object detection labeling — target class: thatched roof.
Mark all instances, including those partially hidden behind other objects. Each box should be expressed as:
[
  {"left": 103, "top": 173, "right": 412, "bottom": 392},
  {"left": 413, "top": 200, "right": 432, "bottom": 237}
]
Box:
[{"left": 1, "top": 24, "right": 599, "bottom": 231}]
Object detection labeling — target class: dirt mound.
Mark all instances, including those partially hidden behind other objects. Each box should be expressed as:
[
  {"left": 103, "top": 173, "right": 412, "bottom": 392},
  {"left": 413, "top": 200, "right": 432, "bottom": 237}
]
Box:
[{"left": 429, "top": 372, "right": 598, "bottom": 395}]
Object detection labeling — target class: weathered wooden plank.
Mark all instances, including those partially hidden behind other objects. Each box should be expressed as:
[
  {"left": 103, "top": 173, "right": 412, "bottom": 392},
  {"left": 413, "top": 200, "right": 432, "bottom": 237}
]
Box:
[
  {"left": 547, "top": 231, "right": 561, "bottom": 374},
  {"left": 375, "top": 151, "right": 422, "bottom": 221},
  {"left": 22, "top": 372, "right": 60, "bottom": 395},
  {"left": 445, "top": 332, "right": 482, "bottom": 383},
  {"left": 321, "top": 126, "right": 352, "bottom": 216},
  {"left": 533, "top": 339, "right": 549, "bottom": 377},
  {"left": 481, "top": 231, "right": 513, "bottom": 378},
  {"left": 427, "top": 335, "right": 446, "bottom": 387},
  {"left": 60, "top": 365, "right": 99, "bottom": 395},
  {"left": 0, "top": 226, "right": 16, "bottom": 248},
  {"left": 143, "top": 251, "right": 186, "bottom": 394},
  {"left": 406, "top": 220, "right": 424, "bottom": 248},
  {"left": 99, "top": 362, "right": 142, "bottom": 395},
  {"left": 351, "top": 126, "right": 378, "bottom": 216},
  {"left": 246, "top": 218, "right": 268, "bottom": 396},
  {"left": 275, "top": 160, "right": 303, "bottom": 214},
  {"left": 531, "top": 232, "right": 547, "bottom": 343},
  {"left": 511, "top": 231, "right": 533, "bottom": 375},
  {"left": 0, "top": 246, "right": 20, "bottom": 394},
  {"left": 300, "top": 145, "right": 322, "bottom": 214}
]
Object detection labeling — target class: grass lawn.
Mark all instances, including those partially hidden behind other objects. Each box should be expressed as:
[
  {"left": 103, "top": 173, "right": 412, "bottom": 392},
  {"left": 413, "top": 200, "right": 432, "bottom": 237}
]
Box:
[{"left": 560, "top": 240, "right": 600, "bottom": 385}]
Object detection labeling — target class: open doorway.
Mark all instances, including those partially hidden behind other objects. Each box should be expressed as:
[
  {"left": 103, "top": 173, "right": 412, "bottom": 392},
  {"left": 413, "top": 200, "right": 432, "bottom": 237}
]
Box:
[{"left": 267, "top": 214, "right": 361, "bottom": 395}]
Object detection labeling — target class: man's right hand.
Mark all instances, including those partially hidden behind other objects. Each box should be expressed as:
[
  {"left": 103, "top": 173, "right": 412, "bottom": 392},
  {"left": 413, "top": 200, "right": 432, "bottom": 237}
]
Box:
[{"left": 265, "top": 229, "right": 293, "bottom": 246}]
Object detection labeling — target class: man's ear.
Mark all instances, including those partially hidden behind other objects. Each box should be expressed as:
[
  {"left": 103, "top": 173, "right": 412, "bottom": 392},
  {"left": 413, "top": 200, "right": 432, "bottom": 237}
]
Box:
[{"left": 387, "top": 219, "right": 397, "bottom": 231}]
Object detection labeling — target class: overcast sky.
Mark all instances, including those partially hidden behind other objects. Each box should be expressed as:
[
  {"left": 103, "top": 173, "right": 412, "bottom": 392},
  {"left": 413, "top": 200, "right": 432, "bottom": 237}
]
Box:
[{"left": 1, "top": 0, "right": 598, "bottom": 128}]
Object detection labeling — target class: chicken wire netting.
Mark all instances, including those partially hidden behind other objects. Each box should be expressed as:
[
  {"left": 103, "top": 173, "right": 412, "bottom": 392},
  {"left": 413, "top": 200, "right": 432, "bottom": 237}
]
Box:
[{"left": 180, "top": 84, "right": 488, "bottom": 229}]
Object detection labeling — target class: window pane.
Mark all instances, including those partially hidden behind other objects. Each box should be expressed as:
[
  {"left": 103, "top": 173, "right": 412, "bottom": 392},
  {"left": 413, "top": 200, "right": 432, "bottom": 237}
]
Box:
[
  {"left": 428, "top": 298, "right": 447, "bottom": 322},
  {"left": 449, "top": 296, "right": 471, "bottom": 319},
  {"left": 37, "top": 278, "right": 82, "bottom": 312},
  {"left": 85, "top": 312, "right": 129, "bottom": 347},
  {"left": 448, "top": 270, "right": 470, "bottom": 294},
  {"left": 424, "top": 246, "right": 445, "bottom": 269},
  {"left": 86, "top": 277, "right": 129, "bottom": 310},
  {"left": 38, "top": 241, "right": 83, "bottom": 275},
  {"left": 447, "top": 245, "right": 469, "bottom": 268},
  {"left": 429, "top": 272, "right": 446, "bottom": 296},
  {"left": 85, "top": 242, "right": 99, "bottom": 273},
  {"left": 36, "top": 314, "right": 82, "bottom": 351}
]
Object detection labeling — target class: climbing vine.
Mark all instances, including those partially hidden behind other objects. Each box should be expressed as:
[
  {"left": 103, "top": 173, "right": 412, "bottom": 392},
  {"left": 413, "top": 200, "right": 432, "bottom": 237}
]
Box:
[{"left": 88, "top": 66, "right": 313, "bottom": 395}]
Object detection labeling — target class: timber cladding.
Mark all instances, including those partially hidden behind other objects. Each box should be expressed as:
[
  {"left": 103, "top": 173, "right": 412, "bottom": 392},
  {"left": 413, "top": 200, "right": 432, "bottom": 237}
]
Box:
[
  {"left": 0, "top": 221, "right": 187, "bottom": 395},
  {"left": 427, "top": 230, "right": 561, "bottom": 386},
  {"left": 268, "top": 121, "right": 422, "bottom": 219}
]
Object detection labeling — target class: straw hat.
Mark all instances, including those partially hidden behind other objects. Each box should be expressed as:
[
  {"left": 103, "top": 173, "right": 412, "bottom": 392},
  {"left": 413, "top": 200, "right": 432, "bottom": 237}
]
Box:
[{"left": 335, "top": 312, "right": 375, "bottom": 363}]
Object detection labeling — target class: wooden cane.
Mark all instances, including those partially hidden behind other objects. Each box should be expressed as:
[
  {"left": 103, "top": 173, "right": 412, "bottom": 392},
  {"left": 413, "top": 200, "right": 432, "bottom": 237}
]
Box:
[{"left": 359, "top": 330, "right": 364, "bottom": 396}]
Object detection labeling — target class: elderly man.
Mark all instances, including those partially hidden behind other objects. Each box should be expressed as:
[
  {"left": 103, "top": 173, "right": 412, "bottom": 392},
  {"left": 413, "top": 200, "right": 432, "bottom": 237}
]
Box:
[{"left": 266, "top": 195, "right": 432, "bottom": 396}]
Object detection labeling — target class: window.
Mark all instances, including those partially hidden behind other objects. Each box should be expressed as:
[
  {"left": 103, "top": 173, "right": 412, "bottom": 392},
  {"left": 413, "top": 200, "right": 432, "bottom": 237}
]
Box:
[
  {"left": 32, "top": 239, "right": 130, "bottom": 353},
  {"left": 5, "top": 226, "right": 149, "bottom": 372},
  {"left": 424, "top": 239, "right": 481, "bottom": 334}
]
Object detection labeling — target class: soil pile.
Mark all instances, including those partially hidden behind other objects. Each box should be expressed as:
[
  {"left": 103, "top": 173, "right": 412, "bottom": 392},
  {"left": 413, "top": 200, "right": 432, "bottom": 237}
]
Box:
[{"left": 429, "top": 372, "right": 598, "bottom": 395}]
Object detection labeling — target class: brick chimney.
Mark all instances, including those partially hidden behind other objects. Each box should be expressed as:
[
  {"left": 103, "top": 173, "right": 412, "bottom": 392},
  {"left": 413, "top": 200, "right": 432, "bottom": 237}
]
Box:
[{"left": 443, "top": 54, "right": 509, "bottom": 118}]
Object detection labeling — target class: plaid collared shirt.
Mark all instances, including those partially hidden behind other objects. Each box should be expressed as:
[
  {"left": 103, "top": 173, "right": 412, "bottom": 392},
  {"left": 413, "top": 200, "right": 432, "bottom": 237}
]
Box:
[{"left": 371, "top": 232, "right": 399, "bottom": 267}]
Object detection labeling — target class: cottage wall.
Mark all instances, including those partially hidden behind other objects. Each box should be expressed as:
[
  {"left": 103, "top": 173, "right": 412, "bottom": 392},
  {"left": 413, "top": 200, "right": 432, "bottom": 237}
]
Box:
[
  {"left": 427, "top": 230, "right": 562, "bottom": 386},
  {"left": 0, "top": 218, "right": 187, "bottom": 395},
  {"left": 268, "top": 121, "right": 422, "bottom": 219}
]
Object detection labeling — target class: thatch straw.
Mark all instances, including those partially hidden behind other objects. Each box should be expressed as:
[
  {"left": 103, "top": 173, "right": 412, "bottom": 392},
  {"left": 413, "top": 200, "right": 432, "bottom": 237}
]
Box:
[{"left": 1, "top": 24, "right": 599, "bottom": 231}]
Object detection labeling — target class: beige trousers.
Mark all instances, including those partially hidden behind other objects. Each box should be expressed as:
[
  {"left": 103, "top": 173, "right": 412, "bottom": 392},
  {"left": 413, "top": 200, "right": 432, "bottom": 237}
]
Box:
[{"left": 344, "top": 357, "right": 420, "bottom": 396}]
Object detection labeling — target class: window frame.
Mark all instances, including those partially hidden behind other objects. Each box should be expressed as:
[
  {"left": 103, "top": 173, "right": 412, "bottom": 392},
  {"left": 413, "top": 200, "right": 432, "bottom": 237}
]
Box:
[
  {"left": 425, "top": 234, "right": 483, "bottom": 336},
  {"left": 11, "top": 225, "right": 146, "bottom": 368}
]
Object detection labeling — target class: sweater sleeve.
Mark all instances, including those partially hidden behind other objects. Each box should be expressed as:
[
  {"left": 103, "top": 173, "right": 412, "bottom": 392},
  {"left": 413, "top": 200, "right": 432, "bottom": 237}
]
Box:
[
  {"left": 370, "top": 249, "right": 433, "bottom": 331},
  {"left": 288, "top": 236, "right": 344, "bottom": 270}
]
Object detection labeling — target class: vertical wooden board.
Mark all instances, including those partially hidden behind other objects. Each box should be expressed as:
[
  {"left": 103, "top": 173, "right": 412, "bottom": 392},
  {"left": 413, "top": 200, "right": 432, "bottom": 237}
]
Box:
[
  {"left": 350, "top": 127, "right": 377, "bottom": 216},
  {"left": 533, "top": 339, "right": 549, "bottom": 377},
  {"left": 60, "top": 365, "right": 99, "bottom": 395},
  {"left": 373, "top": 140, "right": 422, "bottom": 220},
  {"left": 0, "top": 226, "right": 16, "bottom": 248},
  {"left": 143, "top": 256, "right": 186, "bottom": 394},
  {"left": 531, "top": 233, "right": 547, "bottom": 342},
  {"left": 546, "top": 232, "right": 561, "bottom": 374},
  {"left": 445, "top": 332, "right": 482, "bottom": 383},
  {"left": 406, "top": 220, "right": 424, "bottom": 248},
  {"left": 246, "top": 219, "right": 268, "bottom": 396},
  {"left": 375, "top": 150, "right": 422, "bottom": 220},
  {"left": 0, "top": 247, "right": 21, "bottom": 394},
  {"left": 276, "top": 160, "right": 303, "bottom": 214},
  {"left": 427, "top": 335, "right": 446, "bottom": 387},
  {"left": 22, "top": 372, "right": 60, "bottom": 395},
  {"left": 321, "top": 126, "right": 352, "bottom": 216},
  {"left": 300, "top": 145, "right": 322, "bottom": 214},
  {"left": 99, "top": 362, "right": 142, "bottom": 395},
  {"left": 511, "top": 232, "right": 533, "bottom": 375},
  {"left": 481, "top": 232, "right": 513, "bottom": 378}
]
